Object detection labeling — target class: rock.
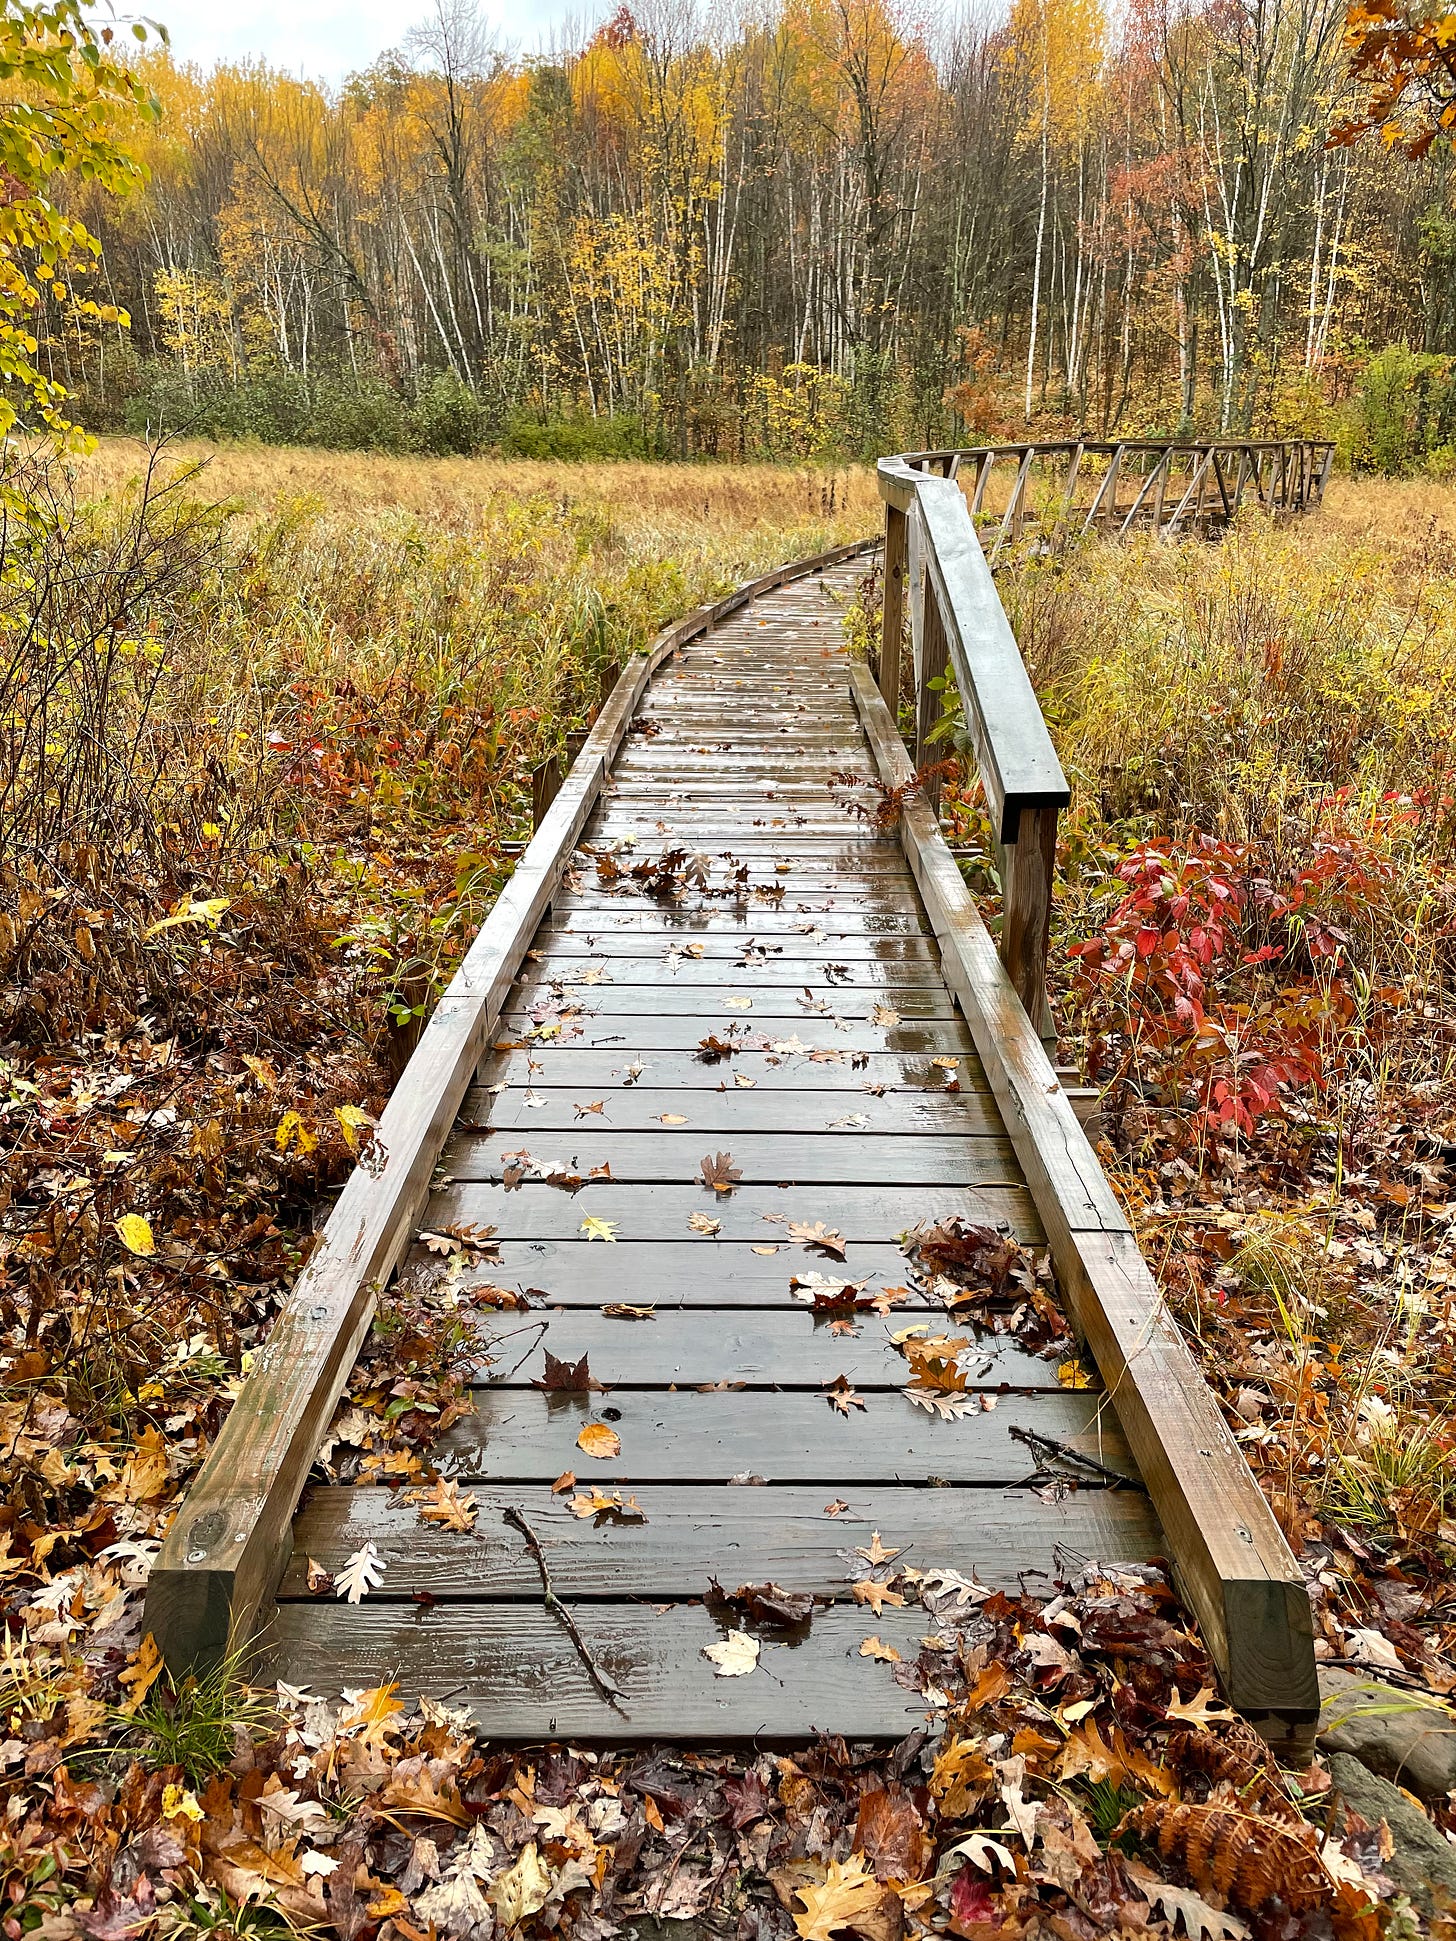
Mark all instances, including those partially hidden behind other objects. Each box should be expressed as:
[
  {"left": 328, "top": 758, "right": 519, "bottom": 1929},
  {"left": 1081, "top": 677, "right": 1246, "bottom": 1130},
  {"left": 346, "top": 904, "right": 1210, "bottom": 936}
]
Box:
[
  {"left": 1318, "top": 1666, "right": 1456, "bottom": 1800},
  {"left": 1326, "top": 1752, "right": 1456, "bottom": 1917}
]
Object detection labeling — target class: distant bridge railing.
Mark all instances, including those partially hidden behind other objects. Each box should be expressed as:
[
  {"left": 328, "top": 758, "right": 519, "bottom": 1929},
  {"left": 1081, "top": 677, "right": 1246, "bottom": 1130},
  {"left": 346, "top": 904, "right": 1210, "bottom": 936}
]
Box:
[{"left": 873, "top": 437, "right": 1333, "bottom": 1043}]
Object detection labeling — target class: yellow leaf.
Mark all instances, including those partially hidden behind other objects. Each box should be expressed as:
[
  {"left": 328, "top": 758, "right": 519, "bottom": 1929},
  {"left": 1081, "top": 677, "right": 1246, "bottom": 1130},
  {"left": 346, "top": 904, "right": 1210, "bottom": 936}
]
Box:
[
  {"left": 581, "top": 1216, "right": 618, "bottom": 1242},
  {"left": 117, "top": 1634, "right": 164, "bottom": 1717},
  {"left": 162, "top": 1782, "right": 205, "bottom": 1822},
  {"left": 1057, "top": 1359, "right": 1094, "bottom": 1389},
  {"left": 143, "top": 895, "right": 230, "bottom": 938},
  {"left": 335, "top": 1104, "right": 376, "bottom": 1154},
  {"left": 791, "top": 1857, "right": 885, "bottom": 1941},
  {"left": 115, "top": 1213, "right": 155, "bottom": 1257},
  {"left": 275, "top": 1110, "right": 319, "bottom": 1156},
  {"left": 577, "top": 1421, "right": 621, "bottom": 1460}
]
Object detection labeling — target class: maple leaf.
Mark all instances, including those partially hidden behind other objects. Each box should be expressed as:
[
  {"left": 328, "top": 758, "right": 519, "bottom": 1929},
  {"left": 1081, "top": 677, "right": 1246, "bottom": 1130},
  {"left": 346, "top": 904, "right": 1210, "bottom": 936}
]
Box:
[
  {"left": 852, "top": 1579, "right": 905, "bottom": 1616},
  {"left": 335, "top": 1541, "right": 386, "bottom": 1603},
  {"left": 790, "top": 1856, "right": 886, "bottom": 1941},
  {"left": 577, "top": 1421, "right": 621, "bottom": 1460},
  {"left": 823, "top": 1374, "right": 866, "bottom": 1415},
  {"left": 490, "top": 1841, "right": 554, "bottom": 1926},
  {"left": 703, "top": 1632, "right": 760, "bottom": 1677},
  {"left": 533, "top": 1349, "right": 605, "bottom": 1393},
  {"left": 700, "top": 1151, "right": 742, "bottom": 1193},
  {"left": 581, "top": 1215, "right": 618, "bottom": 1241}
]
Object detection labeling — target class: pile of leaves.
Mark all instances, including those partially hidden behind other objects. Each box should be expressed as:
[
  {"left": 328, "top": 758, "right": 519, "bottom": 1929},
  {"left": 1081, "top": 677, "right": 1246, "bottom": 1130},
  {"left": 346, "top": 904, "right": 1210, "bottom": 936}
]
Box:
[{"left": 0, "top": 1555, "right": 1405, "bottom": 1940}]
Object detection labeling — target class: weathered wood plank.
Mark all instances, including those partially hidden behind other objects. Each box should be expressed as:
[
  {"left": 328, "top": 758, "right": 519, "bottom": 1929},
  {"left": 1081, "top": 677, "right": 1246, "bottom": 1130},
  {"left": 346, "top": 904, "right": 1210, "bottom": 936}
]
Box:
[
  {"left": 398, "top": 1239, "right": 931, "bottom": 1306},
  {"left": 280, "top": 1482, "right": 1153, "bottom": 1600},
  {"left": 519, "top": 955, "right": 947, "bottom": 988},
  {"left": 473, "top": 1051, "right": 989, "bottom": 1095},
  {"left": 467, "top": 1085, "right": 999, "bottom": 1135},
  {"left": 423, "top": 1181, "right": 1045, "bottom": 1244},
  {"left": 493, "top": 1016, "right": 977, "bottom": 1053},
  {"left": 462, "top": 1308, "right": 1063, "bottom": 1389},
  {"left": 437, "top": 1387, "right": 1132, "bottom": 1484},
  {"left": 267, "top": 1603, "right": 942, "bottom": 1740},
  {"left": 439, "top": 1129, "right": 1025, "bottom": 1187},
  {"left": 503, "top": 986, "right": 958, "bottom": 1019}
]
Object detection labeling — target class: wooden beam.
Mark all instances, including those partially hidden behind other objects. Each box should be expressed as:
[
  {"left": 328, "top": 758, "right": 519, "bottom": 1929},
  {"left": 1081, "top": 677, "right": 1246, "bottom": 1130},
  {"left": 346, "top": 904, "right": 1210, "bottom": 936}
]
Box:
[
  {"left": 848, "top": 663, "right": 1319, "bottom": 1740},
  {"left": 143, "top": 538, "right": 873, "bottom": 1676}
]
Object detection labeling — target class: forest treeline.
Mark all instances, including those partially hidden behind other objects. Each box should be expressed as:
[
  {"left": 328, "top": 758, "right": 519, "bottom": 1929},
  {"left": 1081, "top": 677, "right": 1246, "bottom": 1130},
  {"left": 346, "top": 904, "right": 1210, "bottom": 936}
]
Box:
[{"left": 46, "top": 0, "right": 1456, "bottom": 461}]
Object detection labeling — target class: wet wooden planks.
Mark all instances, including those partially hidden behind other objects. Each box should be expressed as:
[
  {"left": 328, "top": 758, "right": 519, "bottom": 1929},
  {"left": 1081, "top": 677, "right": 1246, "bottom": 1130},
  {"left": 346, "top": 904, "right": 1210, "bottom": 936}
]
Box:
[{"left": 273, "top": 561, "right": 1159, "bottom": 1738}]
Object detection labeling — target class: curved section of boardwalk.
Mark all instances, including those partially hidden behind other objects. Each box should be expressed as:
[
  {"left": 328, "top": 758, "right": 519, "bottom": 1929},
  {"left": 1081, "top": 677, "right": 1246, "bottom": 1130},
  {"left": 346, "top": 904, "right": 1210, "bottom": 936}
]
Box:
[{"left": 270, "top": 560, "right": 1159, "bottom": 1738}]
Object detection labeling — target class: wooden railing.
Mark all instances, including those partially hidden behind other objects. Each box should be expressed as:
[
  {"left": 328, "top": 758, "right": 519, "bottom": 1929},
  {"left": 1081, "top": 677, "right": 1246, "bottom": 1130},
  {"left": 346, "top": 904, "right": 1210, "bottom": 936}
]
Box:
[
  {"left": 889, "top": 437, "right": 1334, "bottom": 568},
  {"left": 875, "top": 438, "right": 1331, "bottom": 1044}
]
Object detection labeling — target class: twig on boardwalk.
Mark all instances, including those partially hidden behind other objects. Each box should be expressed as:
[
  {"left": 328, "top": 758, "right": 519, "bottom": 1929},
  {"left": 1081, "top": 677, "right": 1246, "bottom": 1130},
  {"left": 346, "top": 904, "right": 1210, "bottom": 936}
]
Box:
[
  {"left": 504, "top": 1504, "right": 629, "bottom": 1714},
  {"left": 1009, "top": 1424, "right": 1145, "bottom": 1492}
]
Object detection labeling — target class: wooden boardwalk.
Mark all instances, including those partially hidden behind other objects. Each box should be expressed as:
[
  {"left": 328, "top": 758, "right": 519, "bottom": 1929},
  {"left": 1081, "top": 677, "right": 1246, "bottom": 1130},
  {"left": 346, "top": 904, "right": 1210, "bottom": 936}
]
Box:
[{"left": 145, "top": 444, "right": 1326, "bottom": 1748}]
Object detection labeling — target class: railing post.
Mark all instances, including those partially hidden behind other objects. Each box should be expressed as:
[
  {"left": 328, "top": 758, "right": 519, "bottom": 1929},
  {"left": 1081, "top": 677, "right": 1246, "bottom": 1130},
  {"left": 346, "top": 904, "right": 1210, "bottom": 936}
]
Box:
[
  {"left": 1001, "top": 804, "right": 1059, "bottom": 1048},
  {"left": 915, "top": 570, "right": 950, "bottom": 812},
  {"left": 880, "top": 503, "right": 906, "bottom": 718}
]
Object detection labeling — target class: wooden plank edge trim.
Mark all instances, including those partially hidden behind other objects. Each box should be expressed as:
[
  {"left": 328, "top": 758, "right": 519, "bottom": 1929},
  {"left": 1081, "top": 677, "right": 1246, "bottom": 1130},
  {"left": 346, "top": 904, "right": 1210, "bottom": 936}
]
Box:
[
  {"left": 847, "top": 664, "right": 1318, "bottom": 1732},
  {"left": 142, "top": 538, "right": 876, "bottom": 1677}
]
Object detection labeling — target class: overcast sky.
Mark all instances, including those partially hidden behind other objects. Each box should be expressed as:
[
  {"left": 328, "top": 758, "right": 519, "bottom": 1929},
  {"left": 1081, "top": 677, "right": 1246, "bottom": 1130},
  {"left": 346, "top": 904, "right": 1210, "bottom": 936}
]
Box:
[{"left": 124, "top": 0, "right": 594, "bottom": 83}]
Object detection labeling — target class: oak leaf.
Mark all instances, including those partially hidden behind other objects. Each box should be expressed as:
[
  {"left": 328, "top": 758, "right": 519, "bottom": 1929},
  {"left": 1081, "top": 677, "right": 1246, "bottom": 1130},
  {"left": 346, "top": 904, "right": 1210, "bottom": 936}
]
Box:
[
  {"left": 823, "top": 1374, "right": 866, "bottom": 1415},
  {"left": 790, "top": 1856, "right": 885, "bottom": 1941},
  {"left": 703, "top": 1632, "right": 760, "bottom": 1677}
]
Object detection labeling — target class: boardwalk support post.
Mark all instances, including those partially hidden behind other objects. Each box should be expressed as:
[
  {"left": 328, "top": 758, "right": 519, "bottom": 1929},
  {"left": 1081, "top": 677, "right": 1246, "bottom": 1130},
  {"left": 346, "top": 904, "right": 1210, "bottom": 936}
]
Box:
[{"left": 880, "top": 501, "right": 907, "bottom": 715}]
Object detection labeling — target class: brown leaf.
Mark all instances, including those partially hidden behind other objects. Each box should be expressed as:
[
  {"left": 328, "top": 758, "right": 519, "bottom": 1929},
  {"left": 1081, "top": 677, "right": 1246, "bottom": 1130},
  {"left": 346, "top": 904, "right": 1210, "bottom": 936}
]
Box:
[
  {"left": 533, "top": 1349, "right": 605, "bottom": 1393},
  {"left": 603, "top": 1303, "right": 656, "bottom": 1319},
  {"left": 823, "top": 1374, "right": 866, "bottom": 1415},
  {"left": 789, "top": 1220, "right": 848, "bottom": 1260},
  {"left": 853, "top": 1788, "right": 928, "bottom": 1883},
  {"left": 570, "top": 1488, "right": 648, "bottom": 1524},
  {"left": 711, "top": 1578, "right": 818, "bottom": 1626},
  {"left": 697, "top": 1034, "right": 738, "bottom": 1063},
  {"left": 551, "top": 1470, "right": 576, "bottom": 1493},
  {"left": 852, "top": 1579, "right": 905, "bottom": 1616},
  {"left": 700, "top": 1151, "right": 742, "bottom": 1193}
]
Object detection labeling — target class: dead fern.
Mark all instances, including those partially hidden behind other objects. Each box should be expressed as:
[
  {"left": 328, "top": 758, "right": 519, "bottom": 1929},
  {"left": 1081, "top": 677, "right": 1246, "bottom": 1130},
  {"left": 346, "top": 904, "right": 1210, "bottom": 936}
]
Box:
[
  {"left": 827, "top": 760, "right": 959, "bottom": 830},
  {"left": 1120, "top": 1800, "right": 1328, "bottom": 1913}
]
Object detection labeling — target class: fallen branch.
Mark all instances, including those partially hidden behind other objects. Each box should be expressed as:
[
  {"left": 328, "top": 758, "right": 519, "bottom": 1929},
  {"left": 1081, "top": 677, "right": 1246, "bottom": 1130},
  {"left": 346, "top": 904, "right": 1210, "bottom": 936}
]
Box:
[
  {"left": 1009, "top": 1424, "right": 1146, "bottom": 1492},
  {"left": 504, "top": 1503, "right": 629, "bottom": 1714}
]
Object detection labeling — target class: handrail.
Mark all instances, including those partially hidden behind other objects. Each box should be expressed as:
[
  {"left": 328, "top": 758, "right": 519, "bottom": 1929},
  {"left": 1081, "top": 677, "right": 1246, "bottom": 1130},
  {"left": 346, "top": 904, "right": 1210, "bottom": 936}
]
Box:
[{"left": 875, "top": 437, "right": 1331, "bottom": 1042}]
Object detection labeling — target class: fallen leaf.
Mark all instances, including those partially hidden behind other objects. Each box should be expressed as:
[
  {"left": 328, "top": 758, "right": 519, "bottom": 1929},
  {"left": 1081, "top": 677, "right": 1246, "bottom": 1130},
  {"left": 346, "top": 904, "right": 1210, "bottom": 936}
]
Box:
[
  {"left": 551, "top": 1470, "right": 576, "bottom": 1493},
  {"left": 857, "top": 1531, "right": 901, "bottom": 1565},
  {"left": 852, "top": 1579, "right": 905, "bottom": 1616},
  {"left": 828, "top": 1113, "right": 869, "bottom": 1130},
  {"left": 947, "top": 1831, "right": 1017, "bottom": 1876},
  {"left": 658, "top": 1113, "right": 689, "bottom": 1125},
  {"left": 703, "top": 1632, "right": 761, "bottom": 1677},
  {"left": 752, "top": 1244, "right": 779, "bottom": 1255},
  {"left": 1124, "top": 1862, "right": 1250, "bottom": 1940},
  {"left": 870, "top": 1004, "right": 900, "bottom": 1028},
  {"left": 823, "top": 1374, "right": 866, "bottom": 1415},
  {"left": 603, "top": 1303, "right": 656, "bottom": 1319},
  {"left": 570, "top": 1488, "right": 647, "bottom": 1524},
  {"left": 533, "top": 1349, "right": 605, "bottom": 1393},
  {"left": 711, "top": 1579, "right": 817, "bottom": 1625},
  {"left": 788, "top": 1220, "right": 848, "bottom": 1260},
  {"left": 859, "top": 1636, "right": 901, "bottom": 1662},
  {"left": 335, "top": 1541, "right": 386, "bottom": 1603},
  {"left": 117, "top": 1634, "right": 164, "bottom": 1717},
  {"left": 724, "top": 995, "right": 754, "bottom": 1010},
  {"left": 581, "top": 1215, "right": 618, "bottom": 1242},
  {"left": 790, "top": 1856, "right": 885, "bottom": 1941},
  {"left": 823, "top": 1499, "right": 851, "bottom": 1516},
  {"left": 574, "top": 1099, "right": 607, "bottom": 1118},
  {"left": 490, "top": 1842, "right": 553, "bottom": 1927},
  {"left": 115, "top": 1213, "right": 155, "bottom": 1258},
  {"left": 1164, "top": 1683, "right": 1238, "bottom": 1729},
  {"left": 407, "top": 1478, "right": 478, "bottom": 1533},
  {"left": 734, "top": 1073, "right": 757, "bottom": 1089},
  {"left": 577, "top": 1421, "right": 621, "bottom": 1460},
  {"left": 688, "top": 1211, "right": 722, "bottom": 1236},
  {"left": 305, "top": 1557, "right": 333, "bottom": 1595},
  {"left": 700, "top": 1151, "right": 742, "bottom": 1193}
]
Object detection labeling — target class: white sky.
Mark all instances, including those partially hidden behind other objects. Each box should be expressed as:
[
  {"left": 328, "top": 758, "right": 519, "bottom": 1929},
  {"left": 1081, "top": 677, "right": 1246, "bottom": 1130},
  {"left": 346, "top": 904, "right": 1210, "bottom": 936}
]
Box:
[{"left": 119, "top": 0, "right": 596, "bottom": 83}]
